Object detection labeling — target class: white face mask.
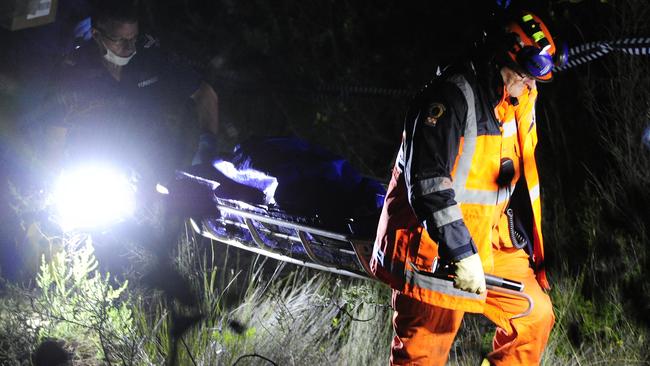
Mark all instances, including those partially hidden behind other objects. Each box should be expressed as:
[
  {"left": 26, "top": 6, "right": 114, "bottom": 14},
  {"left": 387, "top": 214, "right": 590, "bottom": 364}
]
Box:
[{"left": 102, "top": 41, "right": 136, "bottom": 66}]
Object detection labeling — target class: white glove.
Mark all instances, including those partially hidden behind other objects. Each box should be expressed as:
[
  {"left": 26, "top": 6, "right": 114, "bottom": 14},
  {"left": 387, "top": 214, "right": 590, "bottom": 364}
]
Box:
[{"left": 453, "top": 254, "right": 486, "bottom": 294}]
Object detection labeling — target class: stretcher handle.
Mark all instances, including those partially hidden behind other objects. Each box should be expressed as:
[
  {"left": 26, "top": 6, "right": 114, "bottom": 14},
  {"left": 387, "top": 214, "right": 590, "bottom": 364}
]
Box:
[
  {"left": 433, "top": 270, "right": 533, "bottom": 319},
  {"left": 485, "top": 284, "right": 534, "bottom": 319},
  {"left": 435, "top": 272, "right": 525, "bottom": 293},
  {"left": 485, "top": 274, "right": 524, "bottom": 292},
  {"left": 433, "top": 261, "right": 525, "bottom": 293}
]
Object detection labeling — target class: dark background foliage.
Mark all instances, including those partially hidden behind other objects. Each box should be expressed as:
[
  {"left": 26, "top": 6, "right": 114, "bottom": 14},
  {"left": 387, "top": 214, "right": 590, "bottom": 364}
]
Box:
[{"left": 1, "top": 0, "right": 649, "bottom": 359}]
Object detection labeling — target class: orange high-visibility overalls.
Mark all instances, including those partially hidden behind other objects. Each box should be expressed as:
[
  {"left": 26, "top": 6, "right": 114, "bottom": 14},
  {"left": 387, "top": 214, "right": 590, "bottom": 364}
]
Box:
[{"left": 372, "top": 65, "right": 554, "bottom": 365}]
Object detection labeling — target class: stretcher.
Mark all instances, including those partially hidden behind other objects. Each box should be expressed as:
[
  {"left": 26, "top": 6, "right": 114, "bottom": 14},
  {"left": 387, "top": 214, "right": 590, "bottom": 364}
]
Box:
[
  {"left": 183, "top": 195, "right": 533, "bottom": 320},
  {"left": 167, "top": 138, "right": 533, "bottom": 318}
]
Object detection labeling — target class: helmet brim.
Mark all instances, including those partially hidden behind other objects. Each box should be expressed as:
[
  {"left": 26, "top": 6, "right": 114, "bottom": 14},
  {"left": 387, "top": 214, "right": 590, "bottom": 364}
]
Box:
[{"left": 535, "top": 72, "right": 553, "bottom": 82}]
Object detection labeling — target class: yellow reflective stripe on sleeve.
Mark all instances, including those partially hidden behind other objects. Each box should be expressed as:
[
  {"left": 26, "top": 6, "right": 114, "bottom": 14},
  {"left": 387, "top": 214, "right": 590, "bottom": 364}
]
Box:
[
  {"left": 433, "top": 204, "right": 463, "bottom": 228},
  {"left": 412, "top": 177, "right": 453, "bottom": 197},
  {"left": 502, "top": 119, "right": 517, "bottom": 138},
  {"left": 522, "top": 14, "right": 534, "bottom": 22}
]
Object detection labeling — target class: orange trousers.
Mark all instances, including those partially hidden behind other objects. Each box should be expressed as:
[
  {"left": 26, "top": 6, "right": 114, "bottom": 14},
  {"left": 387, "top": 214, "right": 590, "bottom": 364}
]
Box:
[{"left": 390, "top": 248, "right": 555, "bottom": 366}]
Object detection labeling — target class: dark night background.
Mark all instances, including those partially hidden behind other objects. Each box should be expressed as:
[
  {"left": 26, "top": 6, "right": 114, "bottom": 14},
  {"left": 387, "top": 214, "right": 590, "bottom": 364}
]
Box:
[
  {"left": 0, "top": 0, "right": 630, "bottom": 171},
  {"left": 1, "top": 0, "right": 649, "bottom": 364}
]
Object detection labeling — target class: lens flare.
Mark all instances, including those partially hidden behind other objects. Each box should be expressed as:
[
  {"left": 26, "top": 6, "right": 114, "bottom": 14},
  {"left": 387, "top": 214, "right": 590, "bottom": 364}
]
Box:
[{"left": 53, "top": 165, "right": 136, "bottom": 231}]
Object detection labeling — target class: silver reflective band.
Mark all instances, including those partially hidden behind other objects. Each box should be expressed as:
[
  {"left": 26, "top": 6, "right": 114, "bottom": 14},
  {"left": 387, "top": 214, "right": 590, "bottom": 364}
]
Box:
[
  {"left": 498, "top": 185, "right": 515, "bottom": 204},
  {"left": 432, "top": 204, "right": 463, "bottom": 228},
  {"left": 396, "top": 141, "right": 405, "bottom": 173},
  {"left": 456, "top": 189, "right": 494, "bottom": 205},
  {"left": 528, "top": 106, "right": 536, "bottom": 132},
  {"left": 529, "top": 184, "right": 540, "bottom": 201},
  {"left": 456, "top": 181, "right": 517, "bottom": 205},
  {"left": 502, "top": 119, "right": 517, "bottom": 138},
  {"left": 413, "top": 177, "right": 453, "bottom": 197},
  {"left": 374, "top": 247, "right": 385, "bottom": 266},
  {"left": 448, "top": 75, "right": 477, "bottom": 198},
  {"left": 404, "top": 261, "right": 486, "bottom": 300},
  {"left": 445, "top": 74, "right": 521, "bottom": 208}
]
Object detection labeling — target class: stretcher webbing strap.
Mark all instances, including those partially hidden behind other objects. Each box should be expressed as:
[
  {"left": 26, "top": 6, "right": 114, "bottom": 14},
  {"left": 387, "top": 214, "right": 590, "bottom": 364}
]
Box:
[{"left": 554, "top": 37, "right": 650, "bottom": 72}]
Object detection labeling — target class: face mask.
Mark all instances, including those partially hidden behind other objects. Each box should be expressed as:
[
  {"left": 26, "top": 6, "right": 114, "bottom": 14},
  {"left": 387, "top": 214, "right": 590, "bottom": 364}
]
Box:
[{"left": 102, "top": 41, "right": 136, "bottom": 66}]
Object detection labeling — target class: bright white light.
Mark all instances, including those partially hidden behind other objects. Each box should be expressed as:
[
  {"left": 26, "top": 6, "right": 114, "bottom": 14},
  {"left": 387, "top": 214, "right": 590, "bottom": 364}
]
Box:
[
  {"left": 53, "top": 165, "right": 136, "bottom": 231},
  {"left": 155, "top": 183, "right": 169, "bottom": 195}
]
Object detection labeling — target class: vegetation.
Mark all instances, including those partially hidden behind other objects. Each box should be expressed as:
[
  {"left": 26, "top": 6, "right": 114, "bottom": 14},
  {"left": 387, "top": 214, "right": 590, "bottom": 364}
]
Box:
[{"left": 0, "top": 224, "right": 395, "bottom": 365}]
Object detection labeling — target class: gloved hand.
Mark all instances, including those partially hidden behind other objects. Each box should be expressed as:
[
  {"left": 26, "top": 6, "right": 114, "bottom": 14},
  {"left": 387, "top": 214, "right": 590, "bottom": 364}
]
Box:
[{"left": 453, "top": 253, "right": 486, "bottom": 294}]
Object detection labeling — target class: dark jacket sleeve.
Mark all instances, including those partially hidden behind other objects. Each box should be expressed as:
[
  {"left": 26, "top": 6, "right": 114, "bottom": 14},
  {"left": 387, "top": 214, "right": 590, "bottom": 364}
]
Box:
[{"left": 402, "top": 80, "right": 478, "bottom": 262}]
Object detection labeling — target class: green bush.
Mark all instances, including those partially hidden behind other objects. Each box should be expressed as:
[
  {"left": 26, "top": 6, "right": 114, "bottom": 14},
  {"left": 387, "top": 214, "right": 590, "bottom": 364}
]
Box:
[{"left": 33, "top": 235, "right": 137, "bottom": 364}]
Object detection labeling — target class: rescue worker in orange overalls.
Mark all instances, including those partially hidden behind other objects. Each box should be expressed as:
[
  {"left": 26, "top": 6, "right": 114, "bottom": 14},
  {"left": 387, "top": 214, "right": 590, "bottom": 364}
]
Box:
[{"left": 371, "top": 11, "right": 566, "bottom": 365}]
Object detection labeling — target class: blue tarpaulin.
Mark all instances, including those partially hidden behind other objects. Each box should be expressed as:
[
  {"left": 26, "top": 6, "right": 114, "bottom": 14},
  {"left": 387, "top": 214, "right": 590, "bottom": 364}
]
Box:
[{"left": 225, "top": 137, "right": 385, "bottom": 221}]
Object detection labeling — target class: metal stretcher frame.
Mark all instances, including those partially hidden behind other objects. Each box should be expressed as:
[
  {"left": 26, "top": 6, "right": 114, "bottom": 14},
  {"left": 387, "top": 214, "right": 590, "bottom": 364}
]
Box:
[
  {"left": 189, "top": 201, "right": 374, "bottom": 280},
  {"left": 189, "top": 200, "right": 534, "bottom": 319}
]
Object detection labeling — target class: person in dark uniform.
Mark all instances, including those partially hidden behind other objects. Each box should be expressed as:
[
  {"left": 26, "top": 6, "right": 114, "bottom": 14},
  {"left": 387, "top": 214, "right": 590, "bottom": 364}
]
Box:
[
  {"left": 35, "top": 0, "right": 220, "bottom": 181},
  {"left": 1, "top": 0, "right": 220, "bottom": 281}
]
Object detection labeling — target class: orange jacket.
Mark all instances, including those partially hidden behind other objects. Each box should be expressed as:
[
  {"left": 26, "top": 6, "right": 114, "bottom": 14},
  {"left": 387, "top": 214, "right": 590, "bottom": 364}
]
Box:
[{"left": 371, "top": 66, "right": 547, "bottom": 313}]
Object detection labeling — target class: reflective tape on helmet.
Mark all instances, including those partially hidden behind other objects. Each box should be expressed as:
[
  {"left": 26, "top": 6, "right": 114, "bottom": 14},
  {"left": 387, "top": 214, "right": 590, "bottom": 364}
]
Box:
[{"left": 532, "top": 31, "right": 546, "bottom": 43}]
